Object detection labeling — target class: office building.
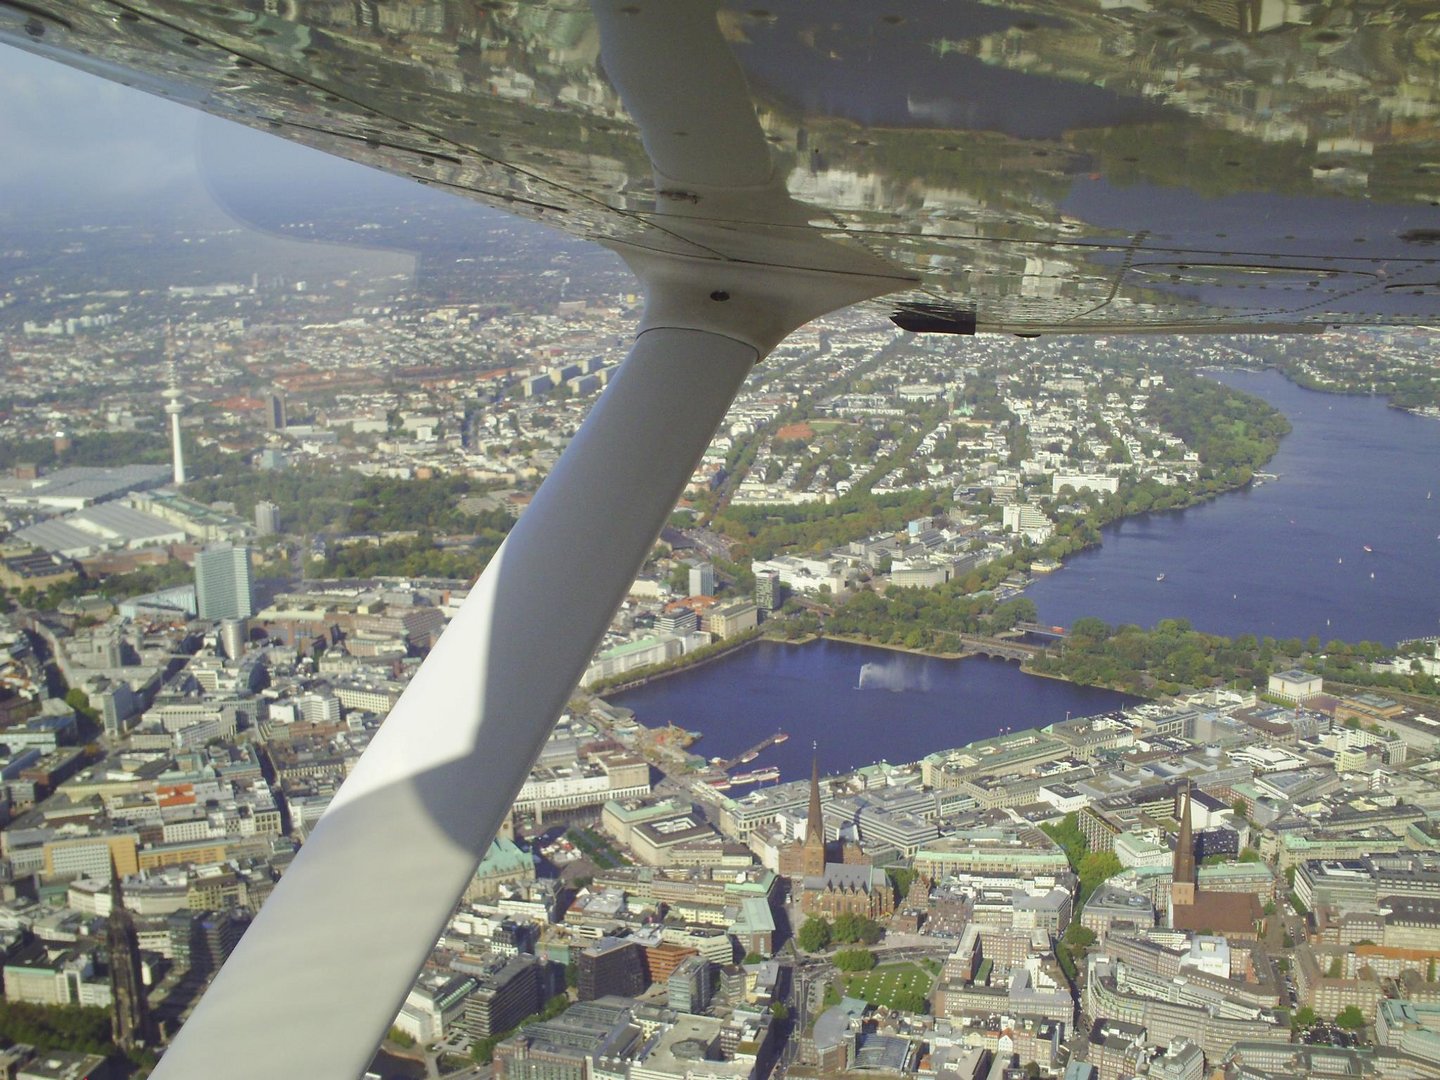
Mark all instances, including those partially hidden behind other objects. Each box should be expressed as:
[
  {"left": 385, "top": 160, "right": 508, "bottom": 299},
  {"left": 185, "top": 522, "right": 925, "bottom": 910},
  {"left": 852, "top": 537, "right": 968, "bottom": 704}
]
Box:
[
  {"left": 218, "top": 618, "right": 247, "bottom": 661},
  {"left": 254, "top": 501, "right": 281, "bottom": 536},
  {"left": 576, "top": 937, "right": 648, "bottom": 1001},
  {"left": 656, "top": 607, "right": 699, "bottom": 636},
  {"left": 1268, "top": 669, "right": 1323, "bottom": 703},
  {"left": 263, "top": 391, "right": 287, "bottom": 431},
  {"left": 494, "top": 998, "right": 639, "bottom": 1079},
  {"left": 705, "top": 600, "right": 759, "bottom": 639},
  {"left": 668, "top": 955, "right": 714, "bottom": 1013},
  {"left": 195, "top": 543, "right": 254, "bottom": 619},
  {"left": 689, "top": 561, "right": 715, "bottom": 597},
  {"left": 457, "top": 954, "right": 545, "bottom": 1039},
  {"left": 755, "top": 571, "right": 781, "bottom": 612},
  {"left": 168, "top": 908, "right": 250, "bottom": 977}
]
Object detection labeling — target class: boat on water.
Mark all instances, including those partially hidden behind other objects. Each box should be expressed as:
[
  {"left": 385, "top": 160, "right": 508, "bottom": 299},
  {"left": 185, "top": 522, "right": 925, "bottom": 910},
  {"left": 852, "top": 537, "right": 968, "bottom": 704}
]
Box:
[
  {"left": 773, "top": 732, "right": 789, "bottom": 744},
  {"left": 1156, "top": 573, "right": 1166, "bottom": 582},
  {"left": 1363, "top": 545, "right": 1374, "bottom": 554},
  {"left": 739, "top": 751, "right": 758, "bottom": 763},
  {"left": 705, "top": 777, "right": 733, "bottom": 791},
  {"left": 730, "top": 767, "right": 780, "bottom": 786}
]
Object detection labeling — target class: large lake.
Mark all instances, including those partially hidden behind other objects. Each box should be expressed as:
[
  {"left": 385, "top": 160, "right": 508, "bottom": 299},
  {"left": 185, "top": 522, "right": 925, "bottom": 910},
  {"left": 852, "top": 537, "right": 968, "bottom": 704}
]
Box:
[
  {"left": 609, "top": 639, "right": 1136, "bottom": 779},
  {"left": 612, "top": 370, "right": 1440, "bottom": 780},
  {"left": 1025, "top": 369, "right": 1440, "bottom": 644}
]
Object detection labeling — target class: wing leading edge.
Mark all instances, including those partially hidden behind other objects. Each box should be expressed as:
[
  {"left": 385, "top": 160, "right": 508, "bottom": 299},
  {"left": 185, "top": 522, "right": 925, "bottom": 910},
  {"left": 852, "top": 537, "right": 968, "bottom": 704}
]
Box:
[{"left": 6, "top": 0, "right": 1440, "bottom": 331}]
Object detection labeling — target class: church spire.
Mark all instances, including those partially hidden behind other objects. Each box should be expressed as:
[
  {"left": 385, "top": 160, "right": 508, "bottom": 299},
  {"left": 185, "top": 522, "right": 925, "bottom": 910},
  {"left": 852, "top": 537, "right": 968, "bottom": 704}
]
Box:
[
  {"left": 807, "top": 754, "right": 822, "bottom": 839},
  {"left": 1171, "top": 783, "right": 1197, "bottom": 912},
  {"left": 107, "top": 860, "right": 155, "bottom": 1050},
  {"left": 802, "top": 750, "right": 826, "bottom": 877}
]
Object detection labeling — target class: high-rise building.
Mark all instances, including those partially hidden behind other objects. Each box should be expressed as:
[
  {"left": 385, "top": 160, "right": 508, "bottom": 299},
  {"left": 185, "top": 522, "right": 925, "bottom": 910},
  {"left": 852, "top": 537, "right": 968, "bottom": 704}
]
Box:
[
  {"left": 667, "top": 955, "right": 714, "bottom": 1014},
  {"left": 263, "top": 391, "right": 287, "bottom": 431},
  {"left": 755, "top": 571, "right": 781, "bottom": 612},
  {"left": 195, "top": 544, "right": 255, "bottom": 620},
  {"left": 107, "top": 866, "right": 155, "bottom": 1050},
  {"left": 689, "top": 561, "right": 715, "bottom": 597},
  {"left": 168, "top": 908, "right": 250, "bottom": 978},
  {"left": 576, "top": 937, "right": 647, "bottom": 1002},
  {"left": 254, "top": 500, "right": 281, "bottom": 536},
  {"left": 457, "top": 954, "right": 545, "bottom": 1039},
  {"left": 218, "top": 617, "right": 248, "bottom": 661}
]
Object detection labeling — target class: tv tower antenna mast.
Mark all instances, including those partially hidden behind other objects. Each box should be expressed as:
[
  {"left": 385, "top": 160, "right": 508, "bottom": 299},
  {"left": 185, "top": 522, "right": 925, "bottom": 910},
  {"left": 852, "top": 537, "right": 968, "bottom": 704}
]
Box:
[{"left": 162, "top": 326, "right": 185, "bottom": 486}]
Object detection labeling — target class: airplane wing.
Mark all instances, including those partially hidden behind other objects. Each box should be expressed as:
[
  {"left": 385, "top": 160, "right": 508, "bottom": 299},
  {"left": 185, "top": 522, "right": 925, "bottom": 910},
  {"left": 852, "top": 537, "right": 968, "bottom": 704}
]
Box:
[
  {"left": 2, "top": 3, "right": 1437, "bottom": 1078},
  {"left": 5, "top": 0, "right": 1440, "bottom": 334}
]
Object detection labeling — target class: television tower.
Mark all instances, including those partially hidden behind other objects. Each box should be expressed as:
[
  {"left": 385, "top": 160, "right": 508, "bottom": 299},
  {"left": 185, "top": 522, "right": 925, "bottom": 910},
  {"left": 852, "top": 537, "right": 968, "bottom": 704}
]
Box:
[{"left": 163, "top": 326, "right": 186, "bottom": 485}]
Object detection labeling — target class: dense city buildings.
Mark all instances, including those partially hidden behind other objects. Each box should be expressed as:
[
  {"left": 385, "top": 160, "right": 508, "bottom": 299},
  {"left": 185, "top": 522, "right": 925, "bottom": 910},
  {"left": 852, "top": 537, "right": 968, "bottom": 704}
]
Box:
[{"left": 1, "top": 110, "right": 1439, "bottom": 1080}]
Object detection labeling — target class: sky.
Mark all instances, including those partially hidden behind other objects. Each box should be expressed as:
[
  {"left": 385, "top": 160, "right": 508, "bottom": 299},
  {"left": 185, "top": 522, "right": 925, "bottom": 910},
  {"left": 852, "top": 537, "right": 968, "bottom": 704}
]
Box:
[{"left": 0, "top": 41, "right": 378, "bottom": 211}]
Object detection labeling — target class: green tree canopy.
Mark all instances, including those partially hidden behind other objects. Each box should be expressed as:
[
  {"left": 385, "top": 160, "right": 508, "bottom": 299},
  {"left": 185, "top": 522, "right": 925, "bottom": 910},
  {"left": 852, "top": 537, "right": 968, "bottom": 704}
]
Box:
[
  {"left": 831, "top": 912, "right": 885, "bottom": 945},
  {"left": 1336, "top": 1006, "right": 1366, "bottom": 1030},
  {"left": 797, "top": 916, "right": 832, "bottom": 952},
  {"left": 833, "top": 948, "right": 877, "bottom": 972}
]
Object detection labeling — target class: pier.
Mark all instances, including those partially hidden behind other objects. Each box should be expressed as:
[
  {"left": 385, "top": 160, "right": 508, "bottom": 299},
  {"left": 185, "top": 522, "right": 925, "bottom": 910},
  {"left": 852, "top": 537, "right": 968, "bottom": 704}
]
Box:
[{"left": 717, "top": 731, "right": 787, "bottom": 771}]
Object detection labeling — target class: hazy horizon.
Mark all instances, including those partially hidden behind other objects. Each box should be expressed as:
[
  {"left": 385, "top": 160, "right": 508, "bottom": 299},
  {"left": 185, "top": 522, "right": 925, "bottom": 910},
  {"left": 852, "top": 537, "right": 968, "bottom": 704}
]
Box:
[{"left": 0, "top": 42, "right": 428, "bottom": 215}]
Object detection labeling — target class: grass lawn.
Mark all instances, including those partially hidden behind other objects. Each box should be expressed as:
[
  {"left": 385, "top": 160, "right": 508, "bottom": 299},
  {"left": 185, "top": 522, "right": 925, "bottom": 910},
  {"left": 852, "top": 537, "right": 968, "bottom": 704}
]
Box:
[{"left": 842, "top": 962, "right": 930, "bottom": 1009}]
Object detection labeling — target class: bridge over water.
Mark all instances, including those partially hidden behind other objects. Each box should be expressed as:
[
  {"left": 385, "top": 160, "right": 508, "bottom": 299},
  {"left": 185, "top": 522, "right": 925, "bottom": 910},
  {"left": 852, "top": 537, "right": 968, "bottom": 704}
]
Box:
[
  {"left": 954, "top": 633, "right": 1051, "bottom": 662},
  {"left": 1015, "top": 621, "right": 1070, "bottom": 639}
]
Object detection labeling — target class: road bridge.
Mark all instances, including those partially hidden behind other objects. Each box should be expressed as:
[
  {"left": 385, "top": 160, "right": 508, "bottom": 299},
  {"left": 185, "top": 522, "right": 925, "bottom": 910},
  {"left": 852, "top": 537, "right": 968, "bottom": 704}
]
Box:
[
  {"left": 955, "top": 633, "right": 1049, "bottom": 662},
  {"left": 1016, "top": 621, "right": 1069, "bottom": 639}
]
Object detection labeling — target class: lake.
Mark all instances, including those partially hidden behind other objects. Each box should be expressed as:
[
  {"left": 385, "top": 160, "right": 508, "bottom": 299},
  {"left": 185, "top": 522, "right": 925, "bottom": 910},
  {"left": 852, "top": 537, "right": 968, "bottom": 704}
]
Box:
[
  {"left": 1025, "top": 369, "right": 1440, "bottom": 644},
  {"left": 614, "top": 370, "right": 1440, "bottom": 778},
  {"left": 610, "top": 638, "right": 1136, "bottom": 778}
]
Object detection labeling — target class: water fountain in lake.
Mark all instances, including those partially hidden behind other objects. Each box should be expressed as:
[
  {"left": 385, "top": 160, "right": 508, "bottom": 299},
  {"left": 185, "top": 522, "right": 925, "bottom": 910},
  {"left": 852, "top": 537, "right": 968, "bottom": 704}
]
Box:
[{"left": 856, "top": 658, "right": 931, "bottom": 692}]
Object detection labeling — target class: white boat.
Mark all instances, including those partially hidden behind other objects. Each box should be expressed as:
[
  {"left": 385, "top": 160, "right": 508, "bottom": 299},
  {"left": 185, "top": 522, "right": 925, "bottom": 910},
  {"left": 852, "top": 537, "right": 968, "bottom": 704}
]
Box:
[{"left": 730, "top": 766, "right": 780, "bottom": 786}]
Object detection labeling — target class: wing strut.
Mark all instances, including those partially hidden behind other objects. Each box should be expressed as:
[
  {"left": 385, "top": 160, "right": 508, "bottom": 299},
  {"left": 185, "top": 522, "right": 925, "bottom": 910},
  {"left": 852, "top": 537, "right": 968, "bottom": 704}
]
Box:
[
  {"left": 155, "top": 324, "right": 755, "bottom": 1079},
  {"left": 150, "top": 4, "right": 908, "bottom": 1075}
]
